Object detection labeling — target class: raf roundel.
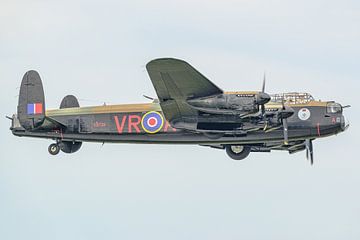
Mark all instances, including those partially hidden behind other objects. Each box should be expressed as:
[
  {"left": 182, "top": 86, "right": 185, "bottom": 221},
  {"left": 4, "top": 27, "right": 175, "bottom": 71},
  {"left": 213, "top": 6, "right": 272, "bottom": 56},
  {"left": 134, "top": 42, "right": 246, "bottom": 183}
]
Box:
[
  {"left": 141, "top": 111, "right": 164, "bottom": 133},
  {"left": 298, "top": 108, "right": 311, "bottom": 121}
]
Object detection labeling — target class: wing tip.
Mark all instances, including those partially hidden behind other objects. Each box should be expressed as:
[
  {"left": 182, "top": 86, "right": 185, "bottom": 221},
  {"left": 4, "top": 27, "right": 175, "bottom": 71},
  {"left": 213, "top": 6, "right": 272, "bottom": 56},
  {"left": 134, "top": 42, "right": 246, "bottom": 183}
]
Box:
[{"left": 146, "top": 58, "right": 188, "bottom": 70}]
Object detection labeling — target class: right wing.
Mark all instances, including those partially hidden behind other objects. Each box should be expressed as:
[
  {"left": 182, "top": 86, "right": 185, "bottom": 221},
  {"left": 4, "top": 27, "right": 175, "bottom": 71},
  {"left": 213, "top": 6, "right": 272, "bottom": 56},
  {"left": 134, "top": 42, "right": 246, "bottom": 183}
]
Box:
[{"left": 146, "top": 58, "right": 223, "bottom": 128}]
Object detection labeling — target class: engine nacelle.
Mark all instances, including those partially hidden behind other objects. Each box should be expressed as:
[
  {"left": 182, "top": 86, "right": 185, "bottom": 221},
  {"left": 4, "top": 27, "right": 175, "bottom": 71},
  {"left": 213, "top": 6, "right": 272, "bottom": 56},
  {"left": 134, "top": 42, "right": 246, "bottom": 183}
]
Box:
[{"left": 187, "top": 92, "right": 270, "bottom": 115}]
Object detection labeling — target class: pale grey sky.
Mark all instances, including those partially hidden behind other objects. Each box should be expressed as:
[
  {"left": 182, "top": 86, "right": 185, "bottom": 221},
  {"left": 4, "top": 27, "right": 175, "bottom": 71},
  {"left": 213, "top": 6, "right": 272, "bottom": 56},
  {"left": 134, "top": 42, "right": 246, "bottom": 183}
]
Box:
[{"left": 1, "top": 0, "right": 359, "bottom": 239}]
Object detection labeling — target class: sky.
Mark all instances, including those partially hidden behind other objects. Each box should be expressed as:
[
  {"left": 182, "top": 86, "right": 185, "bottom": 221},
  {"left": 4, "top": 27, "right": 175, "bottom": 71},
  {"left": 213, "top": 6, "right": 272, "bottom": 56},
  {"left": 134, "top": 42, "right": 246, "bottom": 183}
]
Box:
[{"left": 0, "top": 0, "right": 359, "bottom": 239}]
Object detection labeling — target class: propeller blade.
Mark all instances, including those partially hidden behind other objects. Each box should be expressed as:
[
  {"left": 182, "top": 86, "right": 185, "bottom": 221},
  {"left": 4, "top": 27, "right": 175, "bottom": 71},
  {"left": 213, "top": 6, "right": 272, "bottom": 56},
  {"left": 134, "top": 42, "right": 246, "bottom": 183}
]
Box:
[
  {"left": 309, "top": 140, "right": 314, "bottom": 165},
  {"left": 282, "top": 98, "right": 286, "bottom": 110},
  {"left": 262, "top": 72, "right": 266, "bottom": 93},
  {"left": 305, "top": 139, "right": 314, "bottom": 165},
  {"left": 306, "top": 147, "right": 309, "bottom": 160},
  {"left": 283, "top": 118, "right": 289, "bottom": 145},
  {"left": 263, "top": 120, "right": 268, "bottom": 131},
  {"left": 259, "top": 74, "right": 267, "bottom": 118},
  {"left": 278, "top": 98, "right": 288, "bottom": 144}
]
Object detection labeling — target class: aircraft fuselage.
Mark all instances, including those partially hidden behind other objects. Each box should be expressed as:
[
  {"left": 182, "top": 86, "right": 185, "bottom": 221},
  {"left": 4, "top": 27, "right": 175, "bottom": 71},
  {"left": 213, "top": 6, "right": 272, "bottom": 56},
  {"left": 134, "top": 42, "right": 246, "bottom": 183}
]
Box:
[{"left": 11, "top": 101, "right": 347, "bottom": 145}]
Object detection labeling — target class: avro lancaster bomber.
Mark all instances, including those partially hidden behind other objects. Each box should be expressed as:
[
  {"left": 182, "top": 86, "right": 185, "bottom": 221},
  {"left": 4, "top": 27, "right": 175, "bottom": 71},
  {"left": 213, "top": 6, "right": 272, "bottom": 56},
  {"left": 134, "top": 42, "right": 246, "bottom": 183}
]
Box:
[{"left": 9, "top": 58, "right": 349, "bottom": 164}]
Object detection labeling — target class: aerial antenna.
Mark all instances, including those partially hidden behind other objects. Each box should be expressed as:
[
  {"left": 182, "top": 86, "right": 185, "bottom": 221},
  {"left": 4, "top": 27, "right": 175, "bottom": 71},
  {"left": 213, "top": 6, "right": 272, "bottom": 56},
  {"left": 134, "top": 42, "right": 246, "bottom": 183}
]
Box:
[
  {"left": 143, "top": 95, "right": 155, "bottom": 101},
  {"left": 79, "top": 98, "right": 112, "bottom": 105}
]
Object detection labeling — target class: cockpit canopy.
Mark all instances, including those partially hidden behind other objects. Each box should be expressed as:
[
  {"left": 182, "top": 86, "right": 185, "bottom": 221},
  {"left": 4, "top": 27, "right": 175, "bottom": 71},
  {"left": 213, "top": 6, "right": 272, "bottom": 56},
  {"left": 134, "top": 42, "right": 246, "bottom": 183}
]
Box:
[
  {"left": 270, "top": 92, "right": 315, "bottom": 105},
  {"left": 327, "top": 102, "right": 342, "bottom": 113}
]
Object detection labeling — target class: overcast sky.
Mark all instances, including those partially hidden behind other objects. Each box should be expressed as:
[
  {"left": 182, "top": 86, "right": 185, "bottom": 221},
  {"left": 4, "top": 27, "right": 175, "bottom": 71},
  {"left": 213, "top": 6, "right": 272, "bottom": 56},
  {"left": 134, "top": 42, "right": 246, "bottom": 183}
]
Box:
[{"left": 1, "top": 0, "right": 359, "bottom": 239}]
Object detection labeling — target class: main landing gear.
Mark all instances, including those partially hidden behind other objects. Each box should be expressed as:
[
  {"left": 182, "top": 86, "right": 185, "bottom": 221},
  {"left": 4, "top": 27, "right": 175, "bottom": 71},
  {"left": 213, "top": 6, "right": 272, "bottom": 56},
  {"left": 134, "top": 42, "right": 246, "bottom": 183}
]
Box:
[
  {"left": 225, "top": 145, "right": 251, "bottom": 160},
  {"left": 47, "top": 140, "right": 83, "bottom": 155},
  {"left": 48, "top": 143, "right": 60, "bottom": 155}
]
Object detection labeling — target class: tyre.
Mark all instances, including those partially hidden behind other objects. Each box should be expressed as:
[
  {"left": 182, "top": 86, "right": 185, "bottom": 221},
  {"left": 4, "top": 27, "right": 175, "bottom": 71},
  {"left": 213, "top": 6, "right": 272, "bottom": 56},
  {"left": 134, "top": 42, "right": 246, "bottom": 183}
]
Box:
[
  {"left": 225, "top": 145, "right": 251, "bottom": 160},
  {"left": 48, "top": 143, "right": 60, "bottom": 155}
]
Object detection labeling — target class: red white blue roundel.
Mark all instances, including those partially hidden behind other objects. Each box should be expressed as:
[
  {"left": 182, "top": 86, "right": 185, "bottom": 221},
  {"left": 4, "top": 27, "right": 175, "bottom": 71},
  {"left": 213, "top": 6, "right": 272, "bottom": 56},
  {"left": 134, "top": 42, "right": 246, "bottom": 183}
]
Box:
[{"left": 141, "top": 111, "right": 164, "bottom": 133}]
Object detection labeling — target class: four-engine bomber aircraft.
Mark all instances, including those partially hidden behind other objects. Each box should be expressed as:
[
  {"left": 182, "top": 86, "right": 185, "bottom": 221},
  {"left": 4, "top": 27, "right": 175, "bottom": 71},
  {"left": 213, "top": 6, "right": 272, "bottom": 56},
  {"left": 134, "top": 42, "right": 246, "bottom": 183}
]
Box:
[{"left": 9, "top": 58, "right": 349, "bottom": 164}]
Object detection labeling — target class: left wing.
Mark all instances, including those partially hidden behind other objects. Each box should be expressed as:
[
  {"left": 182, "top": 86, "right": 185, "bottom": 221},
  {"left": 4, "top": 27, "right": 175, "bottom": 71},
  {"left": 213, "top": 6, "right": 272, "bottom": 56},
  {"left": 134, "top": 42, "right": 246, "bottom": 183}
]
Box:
[{"left": 146, "top": 58, "right": 223, "bottom": 129}]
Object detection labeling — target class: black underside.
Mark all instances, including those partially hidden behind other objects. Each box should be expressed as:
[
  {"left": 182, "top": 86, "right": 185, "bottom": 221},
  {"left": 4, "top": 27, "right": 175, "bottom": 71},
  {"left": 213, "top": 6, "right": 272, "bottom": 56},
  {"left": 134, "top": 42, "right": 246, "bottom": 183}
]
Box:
[{"left": 11, "top": 124, "right": 340, "bottom": 145}]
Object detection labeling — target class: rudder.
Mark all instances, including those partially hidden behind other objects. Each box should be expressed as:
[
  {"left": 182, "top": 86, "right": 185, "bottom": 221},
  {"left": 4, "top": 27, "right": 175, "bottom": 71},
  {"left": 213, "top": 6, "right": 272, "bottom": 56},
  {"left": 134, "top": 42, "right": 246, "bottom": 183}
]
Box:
[{"left": 17, "top": 70, "right": 46, "bottom": 130}]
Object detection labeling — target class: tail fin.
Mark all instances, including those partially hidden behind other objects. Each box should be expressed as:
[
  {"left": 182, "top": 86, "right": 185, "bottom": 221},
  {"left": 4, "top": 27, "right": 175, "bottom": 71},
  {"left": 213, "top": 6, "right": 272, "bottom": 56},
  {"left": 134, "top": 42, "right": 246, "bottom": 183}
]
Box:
[
  {"left": 60, "top": 95, "right": 80, "bottom": 109},
  {"left": 17, "top": 70, "right": 46, "bottom": 130}
]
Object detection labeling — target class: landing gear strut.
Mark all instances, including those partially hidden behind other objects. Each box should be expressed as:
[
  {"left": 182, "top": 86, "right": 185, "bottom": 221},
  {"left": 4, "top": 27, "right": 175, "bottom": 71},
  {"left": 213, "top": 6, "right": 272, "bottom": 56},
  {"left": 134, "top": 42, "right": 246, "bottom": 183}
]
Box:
[
  {"left": 225, "top": 145, "right": 251, "bottom": 160},
  {"left": 48, "top": 143, "right": 60, "bottom": 155}
]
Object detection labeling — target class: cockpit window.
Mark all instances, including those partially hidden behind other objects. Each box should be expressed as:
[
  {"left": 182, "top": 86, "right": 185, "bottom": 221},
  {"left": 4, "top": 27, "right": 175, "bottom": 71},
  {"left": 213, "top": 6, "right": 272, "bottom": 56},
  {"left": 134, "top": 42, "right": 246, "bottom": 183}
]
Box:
[{"left": 327, "top": 102, "right": 342, "bottom": 113}]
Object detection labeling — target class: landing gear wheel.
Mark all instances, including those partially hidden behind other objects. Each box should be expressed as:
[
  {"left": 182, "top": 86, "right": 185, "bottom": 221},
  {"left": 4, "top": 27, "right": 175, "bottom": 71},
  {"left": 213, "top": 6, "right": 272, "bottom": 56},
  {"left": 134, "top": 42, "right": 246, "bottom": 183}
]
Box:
[
  {"left": 48, "top": 143, "right": 60, "bottom": 155},
  {"left": 225, "top": 145, "right": 251, "bottom": 160}
]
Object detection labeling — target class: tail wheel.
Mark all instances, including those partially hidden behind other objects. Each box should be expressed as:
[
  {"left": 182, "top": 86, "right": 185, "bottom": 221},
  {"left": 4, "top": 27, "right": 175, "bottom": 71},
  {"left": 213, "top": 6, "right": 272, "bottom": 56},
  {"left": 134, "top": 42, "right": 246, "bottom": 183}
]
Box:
[
  {"left": 225, "top": 145, "right": 251, "bottom": 160},
  {"left": 48, "top": 143, "right": 60, "bottom": 155}
]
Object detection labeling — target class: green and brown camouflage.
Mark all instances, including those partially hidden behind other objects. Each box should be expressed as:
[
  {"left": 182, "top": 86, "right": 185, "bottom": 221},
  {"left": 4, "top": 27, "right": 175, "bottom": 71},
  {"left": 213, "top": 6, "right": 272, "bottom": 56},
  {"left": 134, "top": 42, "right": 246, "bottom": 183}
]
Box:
[{"left": 10, "top": 58, "right": 349, "bottom": 163}]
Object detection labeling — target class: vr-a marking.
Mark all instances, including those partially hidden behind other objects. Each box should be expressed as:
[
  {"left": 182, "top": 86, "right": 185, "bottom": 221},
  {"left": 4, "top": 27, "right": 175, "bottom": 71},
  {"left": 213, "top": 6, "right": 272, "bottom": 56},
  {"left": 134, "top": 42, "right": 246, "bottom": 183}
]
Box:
[
  {"left": 114, "top": 115, "right": 141, "bottom": 133},
  {"left": 113, "top": 112, "right": 176, "bottom": 134}
]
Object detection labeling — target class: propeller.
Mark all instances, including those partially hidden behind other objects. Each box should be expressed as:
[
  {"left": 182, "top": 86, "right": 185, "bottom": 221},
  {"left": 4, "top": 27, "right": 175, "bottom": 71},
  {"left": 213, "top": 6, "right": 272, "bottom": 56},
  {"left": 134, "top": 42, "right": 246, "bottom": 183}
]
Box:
[
  {"left": 258, "top": 73, "right": 271, "bottom": 130},
  {"left": 305, "top": 139, "right": 314, "bottom": 165},
  {"left": 258, "top": 74, "right": 271, "bottom": 131},
  {"left": 281, "top": 99, "right": 289, "bottom": 145}
]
